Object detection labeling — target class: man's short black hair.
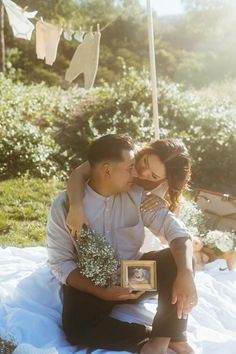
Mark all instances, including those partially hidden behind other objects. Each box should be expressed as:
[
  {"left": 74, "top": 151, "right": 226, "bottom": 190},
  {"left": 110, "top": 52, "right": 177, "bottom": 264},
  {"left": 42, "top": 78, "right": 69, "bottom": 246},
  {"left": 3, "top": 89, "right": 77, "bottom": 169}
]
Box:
[{"left": 87, "top": 134, "right": 134, "bottom": 167}]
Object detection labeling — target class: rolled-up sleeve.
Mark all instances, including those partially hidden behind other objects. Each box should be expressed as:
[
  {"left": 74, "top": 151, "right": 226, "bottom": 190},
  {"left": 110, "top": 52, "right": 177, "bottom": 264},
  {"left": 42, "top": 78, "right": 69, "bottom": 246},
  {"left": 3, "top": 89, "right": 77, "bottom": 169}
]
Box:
[
  {"left": 141, "top": 207, "right": 192, "bottom": 244},
  {"left": 47, "top": 193, "right": 78, "bottom": 285}
]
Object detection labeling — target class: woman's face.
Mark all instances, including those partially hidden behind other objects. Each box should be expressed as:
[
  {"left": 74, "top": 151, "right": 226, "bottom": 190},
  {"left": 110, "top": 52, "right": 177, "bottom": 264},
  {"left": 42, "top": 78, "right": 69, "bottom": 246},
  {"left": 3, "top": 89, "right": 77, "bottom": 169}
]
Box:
[{"left": 135, "top": 154, "right": 166, "bottom": 183}]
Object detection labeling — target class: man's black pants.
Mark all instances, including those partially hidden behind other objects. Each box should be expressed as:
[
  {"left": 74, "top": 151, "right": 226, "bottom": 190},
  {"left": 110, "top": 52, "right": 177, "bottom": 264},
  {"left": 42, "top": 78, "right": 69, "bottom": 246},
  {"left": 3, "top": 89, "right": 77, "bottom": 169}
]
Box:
[{"left": 62, "top": 248, "right": 188, "bottom": 352}]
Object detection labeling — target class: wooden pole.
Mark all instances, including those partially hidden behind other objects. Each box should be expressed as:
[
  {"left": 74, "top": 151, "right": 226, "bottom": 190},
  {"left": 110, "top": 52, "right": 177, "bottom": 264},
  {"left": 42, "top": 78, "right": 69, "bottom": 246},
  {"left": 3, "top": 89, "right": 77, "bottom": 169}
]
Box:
[
  {"left": 146, "top": 0, "right": 159, "bottom": 139},
  {"left": 0, "top": 3, "right": 5, "bottom": 73}
]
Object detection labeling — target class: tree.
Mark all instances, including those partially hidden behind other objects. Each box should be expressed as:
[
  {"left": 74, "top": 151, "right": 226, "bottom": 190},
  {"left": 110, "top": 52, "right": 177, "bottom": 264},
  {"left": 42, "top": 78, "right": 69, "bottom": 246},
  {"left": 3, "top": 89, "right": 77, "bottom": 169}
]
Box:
[{"left": 0, "top": 3, "right": 5, "bottom": 73}]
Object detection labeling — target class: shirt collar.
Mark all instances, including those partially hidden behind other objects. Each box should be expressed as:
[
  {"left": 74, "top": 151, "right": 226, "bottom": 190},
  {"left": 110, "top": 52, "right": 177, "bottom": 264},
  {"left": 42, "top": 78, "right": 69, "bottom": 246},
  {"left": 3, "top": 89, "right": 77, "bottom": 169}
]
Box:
[{"left": 86, "top": 182, "right": 113, "bottom": 202}]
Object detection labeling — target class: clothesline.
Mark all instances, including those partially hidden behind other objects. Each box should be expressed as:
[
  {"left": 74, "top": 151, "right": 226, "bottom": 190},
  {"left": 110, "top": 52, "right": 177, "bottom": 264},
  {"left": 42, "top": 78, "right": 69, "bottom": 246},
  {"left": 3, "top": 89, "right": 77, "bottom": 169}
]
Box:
[
  {"left": 1, "top": 0, "right": 124, "bottom": 41},
  {"left": 0, "top": 0, "right": 127, "bottom": 89},
  {"left": 33, "top": 15, "right": 123, "bottom": 34}
]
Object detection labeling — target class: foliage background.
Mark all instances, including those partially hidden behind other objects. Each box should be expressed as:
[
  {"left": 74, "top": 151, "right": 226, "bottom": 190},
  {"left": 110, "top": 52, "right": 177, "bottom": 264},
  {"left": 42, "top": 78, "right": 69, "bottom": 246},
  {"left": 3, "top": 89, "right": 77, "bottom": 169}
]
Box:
[{"left": 1, "top": 69, "right": 235, "bottom": 194}]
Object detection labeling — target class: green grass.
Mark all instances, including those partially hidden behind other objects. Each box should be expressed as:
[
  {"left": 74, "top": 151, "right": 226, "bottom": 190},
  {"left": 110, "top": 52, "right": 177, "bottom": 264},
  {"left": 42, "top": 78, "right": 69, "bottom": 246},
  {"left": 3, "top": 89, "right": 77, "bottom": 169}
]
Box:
[{"left": 0, "top": 177, "right": 65, "bottom": 248}]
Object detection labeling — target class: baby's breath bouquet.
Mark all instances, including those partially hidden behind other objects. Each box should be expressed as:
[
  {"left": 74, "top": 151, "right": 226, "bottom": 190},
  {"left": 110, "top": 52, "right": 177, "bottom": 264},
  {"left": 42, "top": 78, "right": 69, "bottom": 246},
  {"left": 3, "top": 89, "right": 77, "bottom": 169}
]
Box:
[
  {"left": 75, "top": 228, "right": 120, "bottom": 287},
  {"left": 179, "top": 200, "right": 209, "bottom": 236},
  {"left": 202, "top": 230, "right": 236, "bottom": 254}
]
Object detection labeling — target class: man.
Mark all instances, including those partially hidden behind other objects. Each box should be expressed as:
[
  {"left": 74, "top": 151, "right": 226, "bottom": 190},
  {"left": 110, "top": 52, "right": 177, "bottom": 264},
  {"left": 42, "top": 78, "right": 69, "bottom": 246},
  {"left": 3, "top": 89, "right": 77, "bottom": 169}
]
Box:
[{"left": 47, "top": 134, "right": 197, "bottom": 354}]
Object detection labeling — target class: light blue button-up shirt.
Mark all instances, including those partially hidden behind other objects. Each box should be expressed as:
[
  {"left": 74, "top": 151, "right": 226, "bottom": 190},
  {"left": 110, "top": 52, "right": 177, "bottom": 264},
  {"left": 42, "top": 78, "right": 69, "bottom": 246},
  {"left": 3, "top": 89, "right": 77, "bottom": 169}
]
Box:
[{"left": 47, "top": 183, "right": 191, "bottom": 285}]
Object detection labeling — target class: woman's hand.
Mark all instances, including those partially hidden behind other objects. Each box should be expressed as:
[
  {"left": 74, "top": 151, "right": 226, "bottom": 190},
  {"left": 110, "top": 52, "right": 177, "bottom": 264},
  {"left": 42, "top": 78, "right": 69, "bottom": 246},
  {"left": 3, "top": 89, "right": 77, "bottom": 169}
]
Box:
[
  {"left": 141, "top": 193, "right": 169, "bottom": 212},
  {"left": 66, "top": 205, "right": 89, "bottom": 240}
]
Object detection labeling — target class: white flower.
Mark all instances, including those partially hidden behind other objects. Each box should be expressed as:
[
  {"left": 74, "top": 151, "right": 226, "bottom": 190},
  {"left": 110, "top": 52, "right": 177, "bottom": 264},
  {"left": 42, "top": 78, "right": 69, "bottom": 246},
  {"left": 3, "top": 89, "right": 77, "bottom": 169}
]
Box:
[
  {"left": 215, "top": 237, "right": 234, "bottom": 252},
  {"left": 204, "top": 230, "right": 235, "bottom": 252},
  {"left": 188, "top": 226, "right": 199, "bottom": 237}
]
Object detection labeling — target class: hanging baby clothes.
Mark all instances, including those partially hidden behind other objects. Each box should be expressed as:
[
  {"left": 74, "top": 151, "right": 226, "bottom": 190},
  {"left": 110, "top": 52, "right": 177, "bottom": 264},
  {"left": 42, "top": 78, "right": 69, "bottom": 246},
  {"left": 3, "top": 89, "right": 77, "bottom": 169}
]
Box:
[
  {"left": 65, "top": 25, "right": 101, "bottom": 89},
  {"left": 2, "top": 0, "right": 37, "bottom": 40},
  {"left": 73, "top": 30, "right": 85, "bottom": 42},
  {"left": 36, "top": 19, "right": 63, "bottom": 66},
  {"left": 63, "top": 28, "right": 74, "bottom": 41},
  {"left": 64, "top": 29, "right": 85, "bottom": 42}
]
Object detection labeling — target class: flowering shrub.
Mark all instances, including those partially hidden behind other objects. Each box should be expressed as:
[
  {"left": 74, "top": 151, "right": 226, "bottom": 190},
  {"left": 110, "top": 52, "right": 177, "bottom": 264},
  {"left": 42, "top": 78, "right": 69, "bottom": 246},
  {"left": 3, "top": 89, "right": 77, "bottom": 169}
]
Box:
[
  {"left": 1, "top": 70, "right": 236, "bottom": 194},
  {"left": 0, "top": 116, "right": 60, "bottom": 179}
]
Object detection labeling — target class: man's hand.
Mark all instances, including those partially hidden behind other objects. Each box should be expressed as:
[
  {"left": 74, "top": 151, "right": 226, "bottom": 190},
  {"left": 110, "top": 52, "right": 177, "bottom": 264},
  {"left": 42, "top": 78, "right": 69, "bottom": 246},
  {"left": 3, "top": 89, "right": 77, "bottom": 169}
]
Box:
[
  {"left": 172, "top": 270, "right": 198, "bottom": 319},
  {"left": 66, "top": 206, "right": 89, "bottom": 240},
  {"left": 98, "top": 286, "right": 145, "bottom": 301}
]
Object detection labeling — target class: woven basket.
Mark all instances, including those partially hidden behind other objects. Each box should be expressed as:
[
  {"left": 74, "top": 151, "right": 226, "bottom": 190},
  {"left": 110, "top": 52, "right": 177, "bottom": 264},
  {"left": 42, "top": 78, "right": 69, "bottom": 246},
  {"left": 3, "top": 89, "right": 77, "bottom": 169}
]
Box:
[{"left": 0, "top": 338, "right": 17, "bottom": 354}]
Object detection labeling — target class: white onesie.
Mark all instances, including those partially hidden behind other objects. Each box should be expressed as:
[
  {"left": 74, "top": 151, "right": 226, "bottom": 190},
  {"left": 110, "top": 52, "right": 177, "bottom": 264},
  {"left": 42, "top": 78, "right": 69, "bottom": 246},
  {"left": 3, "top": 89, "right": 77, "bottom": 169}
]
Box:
[
  {"left": 2, "top": 0, "right": 37, "bottom": 40},
  {"left": 65, "top": 27, "right": 101, "bottom": 89},
  {"left": 36, "top": 20, "right": 63, "bottom": 66}
]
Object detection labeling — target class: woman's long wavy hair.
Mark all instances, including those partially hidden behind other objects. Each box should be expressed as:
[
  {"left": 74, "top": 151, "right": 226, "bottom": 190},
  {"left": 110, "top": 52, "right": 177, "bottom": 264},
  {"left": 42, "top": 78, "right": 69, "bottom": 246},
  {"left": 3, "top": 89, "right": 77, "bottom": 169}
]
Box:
[{"left": 136, "top": 139, "right": 192, "bottom": 212}]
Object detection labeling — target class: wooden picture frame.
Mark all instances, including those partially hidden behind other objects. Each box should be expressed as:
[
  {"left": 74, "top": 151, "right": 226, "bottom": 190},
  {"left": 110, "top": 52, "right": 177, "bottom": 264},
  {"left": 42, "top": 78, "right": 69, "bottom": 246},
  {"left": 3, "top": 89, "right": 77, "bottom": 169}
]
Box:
[{"left": 121, "top": 260, "right": 157, "bottom": 291}]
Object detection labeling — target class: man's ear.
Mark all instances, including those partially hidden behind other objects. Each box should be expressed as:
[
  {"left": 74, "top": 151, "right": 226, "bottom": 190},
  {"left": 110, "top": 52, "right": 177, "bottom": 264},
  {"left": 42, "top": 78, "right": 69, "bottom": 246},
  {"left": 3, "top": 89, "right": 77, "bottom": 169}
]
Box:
[{"left": 103, "top": 162, "right": 112, "bottom": 177}]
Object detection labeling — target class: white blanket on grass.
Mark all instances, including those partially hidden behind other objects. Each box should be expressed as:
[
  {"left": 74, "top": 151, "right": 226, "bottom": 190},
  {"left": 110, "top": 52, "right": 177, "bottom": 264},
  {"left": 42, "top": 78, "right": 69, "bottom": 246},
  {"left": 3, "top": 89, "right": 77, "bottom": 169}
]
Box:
[{"left": 0, "top": 246, "right": 236, "bottom": 354}]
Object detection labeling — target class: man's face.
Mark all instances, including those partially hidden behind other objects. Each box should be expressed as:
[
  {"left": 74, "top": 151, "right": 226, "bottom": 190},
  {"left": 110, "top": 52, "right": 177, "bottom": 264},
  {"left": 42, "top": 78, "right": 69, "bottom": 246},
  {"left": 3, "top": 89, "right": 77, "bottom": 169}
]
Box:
[{"left": 105, "top": 149, "right": 137, "bottom": 193}]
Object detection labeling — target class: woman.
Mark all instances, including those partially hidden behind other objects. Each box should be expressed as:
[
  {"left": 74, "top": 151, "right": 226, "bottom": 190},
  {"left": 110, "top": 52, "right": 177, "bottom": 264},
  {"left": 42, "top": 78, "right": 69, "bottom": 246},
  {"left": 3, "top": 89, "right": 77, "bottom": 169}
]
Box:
[{"left": 66, "top": 138, "right": 191, "bottom": 238}]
